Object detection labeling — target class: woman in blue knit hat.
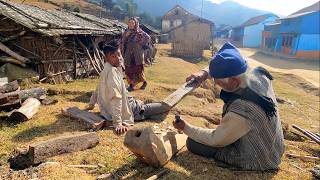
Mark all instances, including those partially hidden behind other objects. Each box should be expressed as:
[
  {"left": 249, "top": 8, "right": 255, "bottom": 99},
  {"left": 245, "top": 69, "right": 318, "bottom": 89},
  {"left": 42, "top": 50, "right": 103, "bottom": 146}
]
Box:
[{"left": 173, "top": 42, "right": 285, "bottom": 171}]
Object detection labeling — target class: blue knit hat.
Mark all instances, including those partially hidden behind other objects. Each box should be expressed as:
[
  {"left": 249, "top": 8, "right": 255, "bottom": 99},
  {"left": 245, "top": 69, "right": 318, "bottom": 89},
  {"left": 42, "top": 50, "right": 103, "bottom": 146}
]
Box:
[{"left": 209, "top": 42, "right": 247, "bottom": 79}]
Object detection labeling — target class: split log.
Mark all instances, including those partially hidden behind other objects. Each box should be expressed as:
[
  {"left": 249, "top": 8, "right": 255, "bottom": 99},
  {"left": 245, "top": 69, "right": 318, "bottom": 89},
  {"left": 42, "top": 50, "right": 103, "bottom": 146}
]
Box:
[
  {"left": 3, "top": 87, "right": 47, "bottom": 101},
  {"left": 0, "top": 41, "right": 29, "bottom": 63},
  {"left": 0, "top": 80, "right": 19, "bottom": 93},
  {"left": 9, "top": 98, "right": 40, "bottom": 122},
  {"left": 62, "top": 106, "right": 106, "bottom": 130},
  {"left": 162, "top": 78, "right": 201, "bottom": 108},
  {"left": 9, "top": 132, "right": 99, "bottom": 170},
  {"left": 292, "top": 124, "right": 320, "bottom": 144},
  {"left": 124, "top": 126, "right": 187, "bottom": 168}
]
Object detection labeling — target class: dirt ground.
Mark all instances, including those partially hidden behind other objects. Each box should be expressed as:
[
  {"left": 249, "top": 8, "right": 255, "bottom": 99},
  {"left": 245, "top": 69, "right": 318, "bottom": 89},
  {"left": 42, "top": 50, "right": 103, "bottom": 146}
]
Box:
[
  {"left": 240, "top": 48, "right": 320, "bottom": 88},
  {"left": 0, "top": 44, "right": 319, "bottom": 179}
]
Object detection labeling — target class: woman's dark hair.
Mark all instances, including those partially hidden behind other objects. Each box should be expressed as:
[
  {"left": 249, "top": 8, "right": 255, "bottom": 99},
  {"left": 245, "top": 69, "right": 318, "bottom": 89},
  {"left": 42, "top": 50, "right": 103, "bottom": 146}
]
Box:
[{"left": 103, "top": 40, "right": 120, "bottom": 55}]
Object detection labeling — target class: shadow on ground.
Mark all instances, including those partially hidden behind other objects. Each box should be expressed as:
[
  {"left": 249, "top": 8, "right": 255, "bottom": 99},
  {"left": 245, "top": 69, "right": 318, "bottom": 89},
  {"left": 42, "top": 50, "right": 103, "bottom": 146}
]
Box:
[{"left": 11, "top": 114, "right": 88, "bottom": 143}]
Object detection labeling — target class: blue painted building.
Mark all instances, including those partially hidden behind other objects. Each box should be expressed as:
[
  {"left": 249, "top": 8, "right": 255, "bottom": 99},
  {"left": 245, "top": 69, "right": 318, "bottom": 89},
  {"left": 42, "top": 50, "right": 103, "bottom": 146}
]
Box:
[
  {"left": 262, "top": 2, "right": 320, "bottom": 60},
  {"left": 231, "top": 14, "right": 278, "bottom": 48}
]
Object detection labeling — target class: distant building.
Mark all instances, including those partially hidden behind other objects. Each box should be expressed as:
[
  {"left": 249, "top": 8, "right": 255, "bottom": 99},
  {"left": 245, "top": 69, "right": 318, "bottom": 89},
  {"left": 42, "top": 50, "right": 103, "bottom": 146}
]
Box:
[
  {"left": 139, "top": 23, "right": 160, "bottom": 43},
  {"left": 215, "top": 25, "right": 232, "bottom": 38},
  {"left": 168, "top": 19, "right": 214, "bottom": 58},
  {"left": 162, "top": 5, "right": 214, "bottom": 57},
  {"left": 161, "top": 5, "right": 198, "bottom": 33},
  {"left": 262, "top": 2, "right": 320, "bottom": 60},
  {"left": 231, "top": 14, "right": 279, "bottom": 48}
]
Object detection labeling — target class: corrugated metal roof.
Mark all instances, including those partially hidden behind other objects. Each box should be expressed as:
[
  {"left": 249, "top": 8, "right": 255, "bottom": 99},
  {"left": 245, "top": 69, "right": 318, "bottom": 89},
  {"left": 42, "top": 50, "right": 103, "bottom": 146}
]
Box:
[
  {"left": 280, "top": 11, "right": 317, "bottom": 20},
  {"left": 241, "top": 14, "right": 278, "bottom": 27},
  {"left": 0, "top": 0, "right": 126, "bottom": 36},
  {"left": 291, "top": 1, "right": 320, "bottom": 15}
]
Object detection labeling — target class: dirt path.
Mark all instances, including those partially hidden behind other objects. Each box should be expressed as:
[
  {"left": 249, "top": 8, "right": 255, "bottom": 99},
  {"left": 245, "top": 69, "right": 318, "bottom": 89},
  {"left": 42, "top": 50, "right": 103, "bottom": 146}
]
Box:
[{"left": 239, "top": 48, "right": 320, "bottom": 87}]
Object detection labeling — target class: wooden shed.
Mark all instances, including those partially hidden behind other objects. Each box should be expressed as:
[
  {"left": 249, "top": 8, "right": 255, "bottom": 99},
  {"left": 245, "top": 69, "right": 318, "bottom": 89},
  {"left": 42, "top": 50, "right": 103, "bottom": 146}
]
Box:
[
  {"left": 169, "top": 18, "right": 214, "bottom": 58},
  {"left": 0, "top": 0, "right": 126, "bottom": 83}
]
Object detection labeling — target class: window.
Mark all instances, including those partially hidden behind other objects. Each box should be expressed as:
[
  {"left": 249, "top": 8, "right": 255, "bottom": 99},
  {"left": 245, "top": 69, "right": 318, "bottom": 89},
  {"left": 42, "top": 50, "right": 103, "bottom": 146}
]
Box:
[{"left": 282, "top": 35, "right": 293, "bottom": 47}]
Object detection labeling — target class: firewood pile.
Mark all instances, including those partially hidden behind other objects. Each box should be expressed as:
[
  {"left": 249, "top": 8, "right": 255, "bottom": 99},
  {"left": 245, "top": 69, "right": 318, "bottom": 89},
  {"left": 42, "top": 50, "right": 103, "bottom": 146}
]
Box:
[{"left": 0, "top": 80, "right": 48, "bottom": 122}]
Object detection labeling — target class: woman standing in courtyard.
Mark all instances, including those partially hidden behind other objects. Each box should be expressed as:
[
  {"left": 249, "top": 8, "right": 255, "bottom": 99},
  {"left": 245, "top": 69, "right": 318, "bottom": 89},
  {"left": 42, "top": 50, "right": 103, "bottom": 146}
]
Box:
[{"left": 122, "top": 17, "right": 151, "bottom": 91}]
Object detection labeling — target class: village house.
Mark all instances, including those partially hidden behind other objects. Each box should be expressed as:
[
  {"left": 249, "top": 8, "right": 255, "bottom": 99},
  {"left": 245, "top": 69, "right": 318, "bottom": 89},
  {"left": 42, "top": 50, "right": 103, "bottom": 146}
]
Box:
[
  {"left": 262, "top": 2, "right": 320, "bottom": 60},
  {"left": 231, "top": 14, "right": 278, "bottom": 48},
  {"left": 162, "top": 5, "right": 214, "bottom": 58},
  {"left": 161, "top": 5, "right": 198, "bottom": 33},
  {"left": 0, "top": 0, "right": 126, "bottom": 83}
]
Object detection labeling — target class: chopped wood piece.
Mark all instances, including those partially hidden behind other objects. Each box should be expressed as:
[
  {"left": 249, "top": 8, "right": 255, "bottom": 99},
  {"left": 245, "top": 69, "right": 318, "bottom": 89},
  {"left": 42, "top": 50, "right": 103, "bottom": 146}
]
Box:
[
  {"left": 124, "top": 126, "right": 187, "bottom": 168},
  {"left": 9, "top": 132, "right": 100, "bottom": 170},
  {"left": 0, "top": 80, "right": 19, "bottom": 93},
  {"left": 9, "top": 98, "right": 40, "bottom": 121},
  {"left": 41, "top": 98, "right": 58, "bottom": 105},
  {"left": 62, "top": 106, "right": 106, "bottom": 130}
]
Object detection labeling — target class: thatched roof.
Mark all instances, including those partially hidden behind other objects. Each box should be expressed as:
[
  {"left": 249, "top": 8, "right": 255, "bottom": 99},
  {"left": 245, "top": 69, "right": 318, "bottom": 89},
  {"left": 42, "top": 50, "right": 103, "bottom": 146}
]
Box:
[{"left": 0, "top": 0, "right": 127, "bottom": 36}]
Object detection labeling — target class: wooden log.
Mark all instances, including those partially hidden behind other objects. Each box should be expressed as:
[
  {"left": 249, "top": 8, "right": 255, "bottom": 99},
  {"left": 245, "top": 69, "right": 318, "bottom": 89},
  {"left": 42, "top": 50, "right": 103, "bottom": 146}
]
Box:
[
  {"left": 124, "top": 126, "right": 187, "bottom": 168},
  {"left": 9, "top": 132, "right": 100, "bottom": 170},
  {"left": 62, "top": 106, "right": 106, "bottom": 130},
  {"left": 3, "top": 87, "right": 47, "bottom": 101},
  {"left": 292, "top": 124, "right": 320, "bottom": 144},
  {"left": 66, "top": 164, "right": 99, "bottom": 169},
  {"left": 9, "top": 98, "right": 41, "bottom": 122},
  {"left": 0, "top": 98, "right": 21, "bottom": 111},
  {"left": 162, "top": 78, "right": 201, "bottom": 107},
  {"left": 0, "top": 80, "right": 19, "bottom": 93},
  {"left": 0, "top": 41, "right": 29, "bottom": 63}
]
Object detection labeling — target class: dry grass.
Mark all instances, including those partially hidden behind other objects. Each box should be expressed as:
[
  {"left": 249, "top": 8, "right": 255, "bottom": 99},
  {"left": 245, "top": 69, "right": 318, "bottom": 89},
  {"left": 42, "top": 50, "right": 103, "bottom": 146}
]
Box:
[{"left": 0, "top": 44, "right": 319, "bottom": 179}]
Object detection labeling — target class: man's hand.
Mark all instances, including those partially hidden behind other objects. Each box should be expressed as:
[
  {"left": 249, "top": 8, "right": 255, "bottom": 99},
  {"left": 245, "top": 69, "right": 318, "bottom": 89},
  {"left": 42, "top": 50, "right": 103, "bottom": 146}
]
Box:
[
  {"left": 173, "top": 119, "right": 186, "bottom": 131},
  {"left": 83, "top": 104, "right": 95, "bottom": 111},
  {"left": 115, "top": 125, "right": 128, "bottom": 135},
  {"left": 186, "top": 70, "right": 208, "bottom": 84}
]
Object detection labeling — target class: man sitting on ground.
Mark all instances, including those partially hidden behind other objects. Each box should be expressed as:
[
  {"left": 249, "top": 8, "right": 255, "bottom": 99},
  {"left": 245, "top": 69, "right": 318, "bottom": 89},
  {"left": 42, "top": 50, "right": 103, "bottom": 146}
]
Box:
[
  {"left": 173, "top": 42, "right": 285, "bottom": 171},
  {"left": 86, "top": 41, "right": 169, "bottom": 135}
]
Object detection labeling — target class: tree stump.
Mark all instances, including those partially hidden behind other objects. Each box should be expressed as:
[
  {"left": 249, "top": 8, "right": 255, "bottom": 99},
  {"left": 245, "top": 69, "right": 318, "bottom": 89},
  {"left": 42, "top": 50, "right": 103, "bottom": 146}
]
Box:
[
  {"left": 9, "top": 98, "right": 41, "bottom": 121},
  {"left": 124, "top": 126, "right": 187, "bottom": 168}
]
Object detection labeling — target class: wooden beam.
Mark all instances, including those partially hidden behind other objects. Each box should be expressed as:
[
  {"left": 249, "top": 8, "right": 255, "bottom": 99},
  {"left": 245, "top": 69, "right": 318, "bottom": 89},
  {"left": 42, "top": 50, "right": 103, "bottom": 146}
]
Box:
[
  {"left": 62, "top": 106, "right": 106, "bottom": 130},
  {"left": 0, "top": 56, "right": 26, "bottom": 67},
  {"left": 287, "top": 153, "right": 320, "bottom": 161},
  {"left": 1, "top": 31, "right": 26, "bottom": 43},
  {"left": 0, "top": 41, "right": 29, "bottom": 63},
  {"left": 162, "top": 78, "right": 200, "bottom": 107}
]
